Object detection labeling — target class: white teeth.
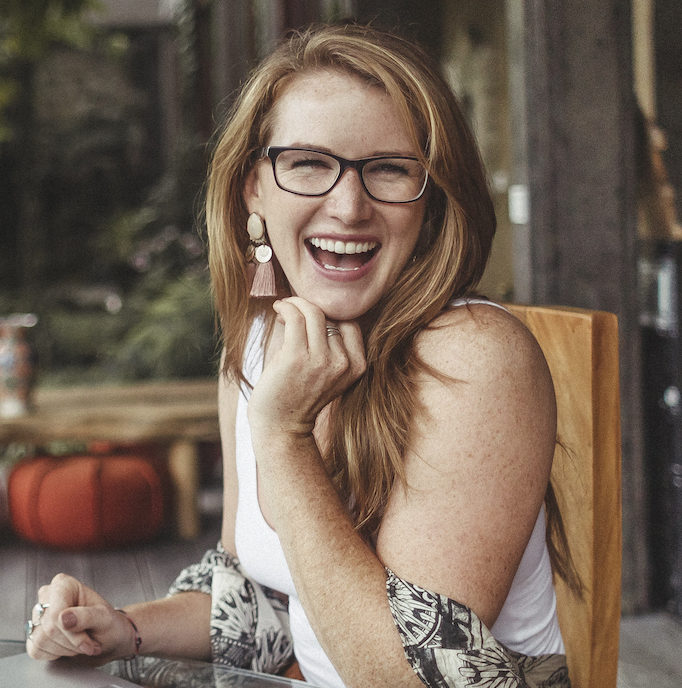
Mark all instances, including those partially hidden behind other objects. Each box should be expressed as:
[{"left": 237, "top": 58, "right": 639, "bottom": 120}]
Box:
[
  {"left": 323, "top": 263, "right": 361, "bottom": 272},
  {"left": 309, "top": 237, "right": 377, "bottom": 255}
]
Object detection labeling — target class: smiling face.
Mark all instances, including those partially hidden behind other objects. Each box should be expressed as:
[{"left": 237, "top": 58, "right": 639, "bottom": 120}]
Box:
[{"left": 243, "top": 69, "right": 427, "bottom": 323}]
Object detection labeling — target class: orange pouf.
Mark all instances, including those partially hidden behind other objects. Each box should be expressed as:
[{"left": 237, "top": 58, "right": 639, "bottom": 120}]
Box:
[{"left": 8, "top": 453, "right": 170, "bottom": 550}]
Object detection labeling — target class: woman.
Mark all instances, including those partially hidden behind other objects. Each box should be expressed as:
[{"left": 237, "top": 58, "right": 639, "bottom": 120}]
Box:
[{"left": 26, "top": 24, "right": 571, "bottom": 687}]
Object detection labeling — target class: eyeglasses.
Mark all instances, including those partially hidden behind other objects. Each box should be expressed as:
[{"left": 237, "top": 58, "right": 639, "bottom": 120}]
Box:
[{"left": 260, "top": 146, "right": 429, "bottom": 204}]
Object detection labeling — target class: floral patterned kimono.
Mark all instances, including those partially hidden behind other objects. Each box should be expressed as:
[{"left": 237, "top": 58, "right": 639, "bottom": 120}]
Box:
[{"left": 146, "top": 544, "right": 570, "bottom": 688}]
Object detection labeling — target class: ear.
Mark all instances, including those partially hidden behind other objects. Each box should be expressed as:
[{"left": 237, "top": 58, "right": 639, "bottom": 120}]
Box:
[{"left": 243, "top": 165, "right": 264, "bottom": 215}]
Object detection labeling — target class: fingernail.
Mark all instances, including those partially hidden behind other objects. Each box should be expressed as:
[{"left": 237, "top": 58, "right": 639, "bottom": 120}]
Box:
[
  {"left": 78, "top": 642, "right": 95, "bottom": 655},
  {"left": 62, "top": 612, "right": 77, "bottom": 629}
]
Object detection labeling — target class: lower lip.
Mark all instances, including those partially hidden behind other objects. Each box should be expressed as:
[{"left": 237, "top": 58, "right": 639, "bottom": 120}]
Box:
[{"left": 307, "top": 245, "right": 378, "bottom": 282}]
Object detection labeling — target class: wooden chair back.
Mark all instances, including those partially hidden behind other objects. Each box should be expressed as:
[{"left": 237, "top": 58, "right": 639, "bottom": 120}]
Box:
[{"left": 507, "top": 304, "right": 622, "bottom": 688}]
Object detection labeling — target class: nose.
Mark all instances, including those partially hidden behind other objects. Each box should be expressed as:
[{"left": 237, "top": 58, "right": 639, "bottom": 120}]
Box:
[{"left": 326, "top": 168, "right": 373, "bottom": 224}]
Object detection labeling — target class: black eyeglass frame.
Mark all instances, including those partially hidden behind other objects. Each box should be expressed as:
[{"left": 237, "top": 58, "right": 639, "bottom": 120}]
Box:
[{"left": 259, "top": 146, "right": 429, "bottom": 204}]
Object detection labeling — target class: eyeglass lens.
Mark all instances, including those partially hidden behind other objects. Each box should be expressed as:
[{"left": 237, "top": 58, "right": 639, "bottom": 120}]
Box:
[{"left": 272, "top": 149, "right": 426, "bottom": 203}]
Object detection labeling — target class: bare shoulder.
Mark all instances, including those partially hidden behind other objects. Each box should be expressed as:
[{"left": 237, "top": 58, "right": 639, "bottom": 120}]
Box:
[
  {"left": 410, "top": 301, "right": 557, "bottom": 472},
  {"left": 414, "top": 302, "right": 551, "bottom": 387}
]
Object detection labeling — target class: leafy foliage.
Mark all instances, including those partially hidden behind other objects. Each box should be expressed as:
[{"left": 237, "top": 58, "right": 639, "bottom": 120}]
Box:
[
  {"left": 0, "top": 0, "right": 95, "bottom": 141},
  {"left": 97, "top": 137, "right": 216, "bottom": 381},
  {"left": 1, "top": 0, "right": 217, "bottom": 383}
]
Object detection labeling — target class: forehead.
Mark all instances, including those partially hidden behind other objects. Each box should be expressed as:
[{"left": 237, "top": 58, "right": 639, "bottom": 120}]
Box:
[{"left": 267, "top": 69, "right": 416, "bottom": 154}]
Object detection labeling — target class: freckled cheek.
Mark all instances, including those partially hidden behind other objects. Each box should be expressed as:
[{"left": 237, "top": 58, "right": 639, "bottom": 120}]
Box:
[
  {"left": 389, "top": 226, "right": 423, "bottom": 269},
  {"left": 390, "top": 204, "right": 426, "bottom": 254},
  {"left": 264, "top": 216, "right": 308, "bottom": 259}
]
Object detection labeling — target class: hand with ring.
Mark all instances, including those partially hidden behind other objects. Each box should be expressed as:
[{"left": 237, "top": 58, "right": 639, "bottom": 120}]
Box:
[
  {"left": 247, "top": 297, "right": 366, "bottom": 439},
  {"left": 25, "top": 573, "right": 137, "bottom": 663}
]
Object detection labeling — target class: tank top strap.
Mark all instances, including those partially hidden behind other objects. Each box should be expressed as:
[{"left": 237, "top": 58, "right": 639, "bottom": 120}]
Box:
[{"left": 449, "top": 296, "right": 510, "bottom": 312}]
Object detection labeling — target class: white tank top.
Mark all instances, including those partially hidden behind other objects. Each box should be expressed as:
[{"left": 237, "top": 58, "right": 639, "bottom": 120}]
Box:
[{"left": 234, "top": 300, "right": 564, "bottom": 687}]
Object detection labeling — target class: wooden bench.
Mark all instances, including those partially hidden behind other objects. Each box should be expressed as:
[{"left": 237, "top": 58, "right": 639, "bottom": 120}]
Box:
[{"left": 0, "top": 379, "right": 219, "bottom": 539}]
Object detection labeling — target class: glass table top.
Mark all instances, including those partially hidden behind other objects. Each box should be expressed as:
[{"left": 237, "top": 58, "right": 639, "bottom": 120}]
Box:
[
  {"left": 0, "top": 642, "right": 314, "bottom": 687},
  {"left": 107, "top": 655, "right": 312, "bottom": 687}
]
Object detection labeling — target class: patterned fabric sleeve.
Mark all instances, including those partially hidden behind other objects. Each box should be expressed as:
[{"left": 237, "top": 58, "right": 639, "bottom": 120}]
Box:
[
  {"left": 168, "top": 542, "right": 294, "bottom": 675},
  {"left": 385, "top": 569, "right": 571, "bottom": 688}
]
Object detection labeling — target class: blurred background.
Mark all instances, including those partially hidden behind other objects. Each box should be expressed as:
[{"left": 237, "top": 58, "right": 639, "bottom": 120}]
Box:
[
  {"left": 0, "top": 0, "right": 528, "bottom": 386},
  {"left": 1, "top": 0, "right": 681, "bottom": 623}
]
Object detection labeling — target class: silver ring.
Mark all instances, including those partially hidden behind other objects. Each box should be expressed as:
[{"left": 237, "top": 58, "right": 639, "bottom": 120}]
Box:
[
  {"left": 33, "top": 602, "right": 50, "bottom": 620},
  {"left": 326, "top": 326, "right": 342, "bottom": 338},
  {"left": 25, "top": 619, "right": 38, "bottom": 639},
  {"left": 26, "top": 602, "right": 50, "bottom": 638}
]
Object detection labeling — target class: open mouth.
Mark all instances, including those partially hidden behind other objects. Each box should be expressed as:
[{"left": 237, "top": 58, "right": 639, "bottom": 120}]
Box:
[{"left": 306, "top": 237, "right": 379, "bottom": 271}]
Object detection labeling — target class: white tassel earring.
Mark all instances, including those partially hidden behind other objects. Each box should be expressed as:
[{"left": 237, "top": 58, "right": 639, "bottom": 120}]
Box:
[{"left": 246, "top": 213, "right": 276, "bottom": 297}]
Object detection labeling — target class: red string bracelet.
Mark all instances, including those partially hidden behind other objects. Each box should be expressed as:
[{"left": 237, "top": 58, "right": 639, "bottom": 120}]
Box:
[{"left": 115, "top": 609, "right": 142, "bottom": 658}]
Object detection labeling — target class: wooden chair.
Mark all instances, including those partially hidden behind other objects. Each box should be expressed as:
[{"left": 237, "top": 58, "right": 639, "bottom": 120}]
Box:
[{"left": 507, "top": 304, "right": 622, "bottom": 688}]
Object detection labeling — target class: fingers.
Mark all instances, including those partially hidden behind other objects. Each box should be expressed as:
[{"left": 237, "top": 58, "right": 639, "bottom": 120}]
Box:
[
  {"left": 273, "top": 297, "right": 365, "bottom": 381},
  {"left": 336, "top": 320, "right": 367, "bottom": 380},
  {"left": 27, "top": 606, "right": 102, "bottom": 660},
  {"left": 29, "top": 608, "right": 104, "bottom": 660},
  {"left": 273, "top": 297, "right": 354, "bottom": 349},
  {"left": 273, "top": 297, "right": 323, "bottom": 352},
  {"left": 273, "top": 297, "right": 347, "bottom": 355},
  {"left": 26, "top": 574, "right": 107, "bottom": 661},
  {"left": 26, "top": 610, "right": 102, "bottom": 660},
  {"left": 61, "top": 605, "right": 112, "bottom": 652}
]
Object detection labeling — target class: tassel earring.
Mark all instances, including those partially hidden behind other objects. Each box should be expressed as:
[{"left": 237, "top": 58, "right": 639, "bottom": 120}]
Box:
[{"left": 246, "top": 213, "right": 277, "bottom": 297}]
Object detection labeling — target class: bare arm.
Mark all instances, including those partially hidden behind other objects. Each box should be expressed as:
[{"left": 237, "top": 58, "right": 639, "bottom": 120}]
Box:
[
  {"left": 249, "top": 299, "right": 556, "bottom": 687},
  {"left": 376, "top": 304, "right": 556, "bottom": 626}
]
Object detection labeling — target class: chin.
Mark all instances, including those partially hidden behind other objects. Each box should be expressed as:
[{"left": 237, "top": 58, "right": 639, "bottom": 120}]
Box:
[
  {"left": 308, "top": 297, "right": 373, "bottom": 323},
  {"left": 319, "top": 306, "right": 364, "bottom": 322}
]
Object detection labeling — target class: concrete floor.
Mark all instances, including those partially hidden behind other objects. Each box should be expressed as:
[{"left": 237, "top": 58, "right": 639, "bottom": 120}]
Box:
[{"left": 618, "top": 612, "right": 682, "bottom": 688}]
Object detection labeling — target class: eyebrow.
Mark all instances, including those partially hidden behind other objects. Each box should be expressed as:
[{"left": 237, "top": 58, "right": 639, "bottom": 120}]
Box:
[{"left": 277, "top": 143, "right": 418, "bottom": 159}]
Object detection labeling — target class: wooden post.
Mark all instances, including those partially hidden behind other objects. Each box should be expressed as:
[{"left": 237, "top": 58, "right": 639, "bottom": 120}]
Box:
[
  {"left": 168, "top": 439, "right": 201, "bottom": 540},
  {"left": 506, "top": 0, "right": 647, "bottom": 613}
]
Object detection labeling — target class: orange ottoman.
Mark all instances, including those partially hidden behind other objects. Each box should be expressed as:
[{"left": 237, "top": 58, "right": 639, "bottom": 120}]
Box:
[{"left": 8, "top": 452, "right": 171, "bottom": 550}]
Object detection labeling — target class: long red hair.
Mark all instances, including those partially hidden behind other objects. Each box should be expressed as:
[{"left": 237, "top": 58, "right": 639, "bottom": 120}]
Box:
[{"left": 207, "top": 23, "right": 496, "bottom": 536}]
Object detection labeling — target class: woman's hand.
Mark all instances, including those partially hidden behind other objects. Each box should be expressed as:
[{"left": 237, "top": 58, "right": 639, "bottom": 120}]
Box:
[
  {"left": 247, "top": 297, "right": 366, "bottom": 440},
  {"left": 26, "top": 573, "right": 136, "bottom": 663}
]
